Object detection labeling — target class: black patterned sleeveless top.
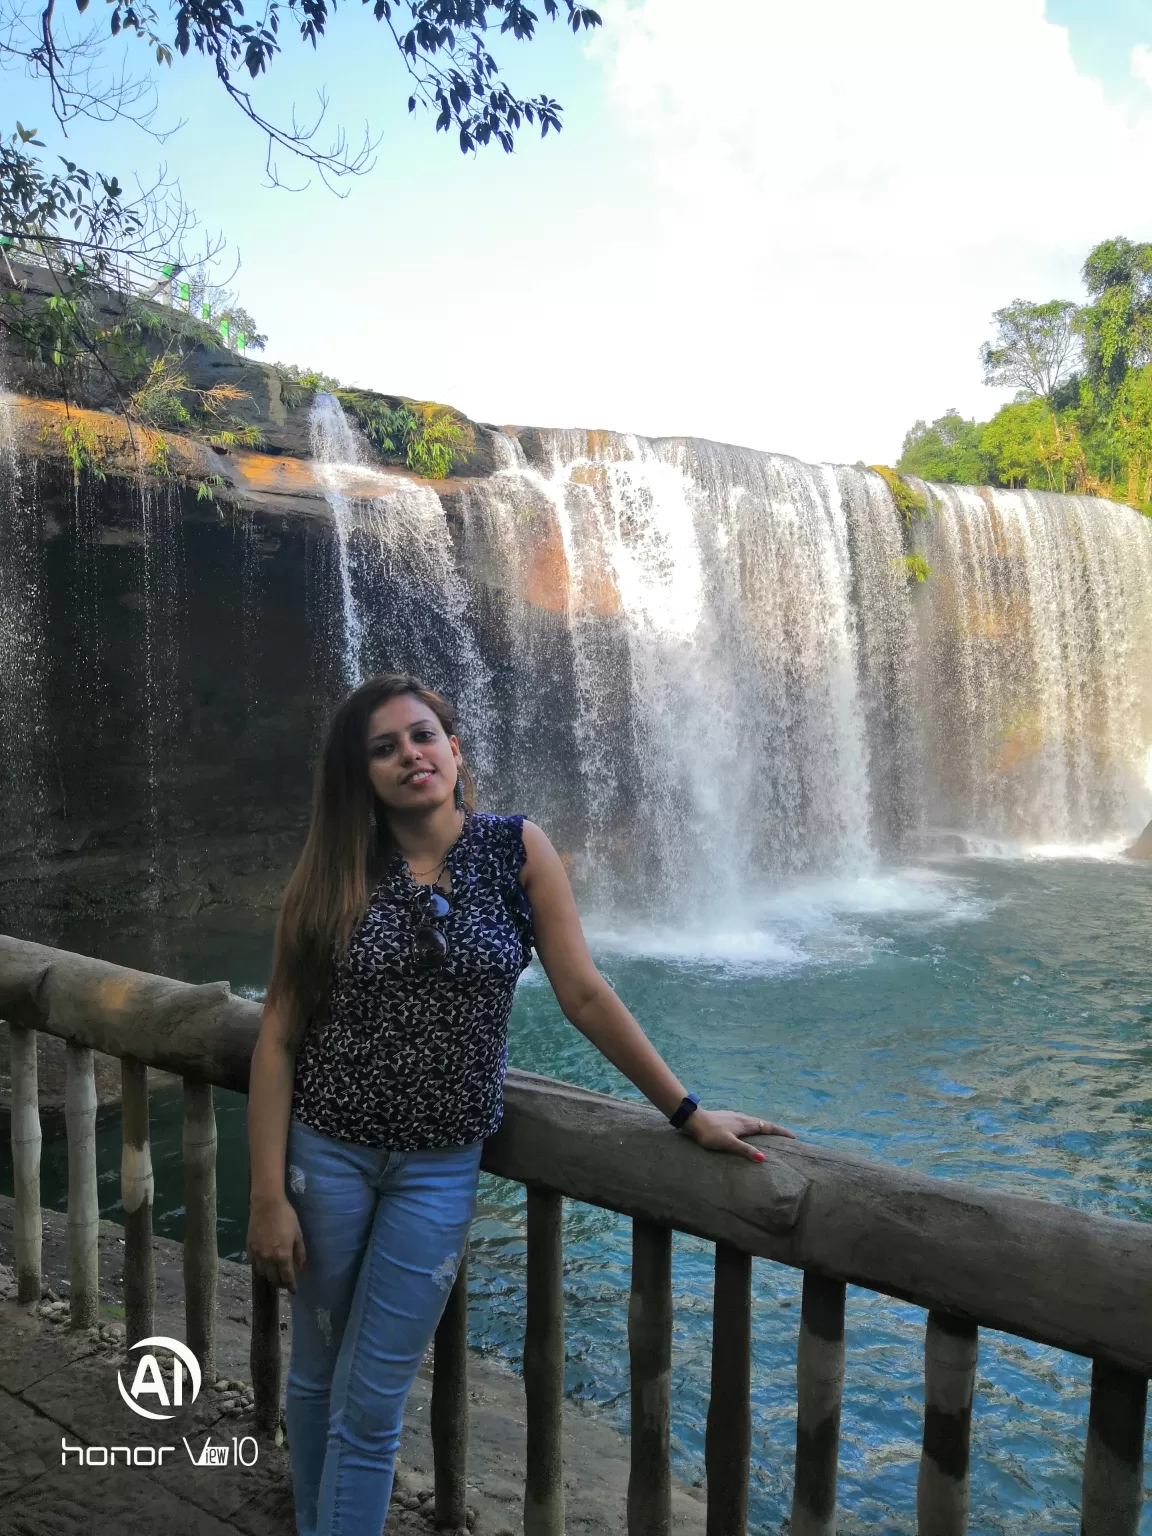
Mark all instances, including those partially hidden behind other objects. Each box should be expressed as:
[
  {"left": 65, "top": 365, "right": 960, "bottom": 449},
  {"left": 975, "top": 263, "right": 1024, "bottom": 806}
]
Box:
[{"left": 290, "top": 813, "right": 534, "bottom": 1150}]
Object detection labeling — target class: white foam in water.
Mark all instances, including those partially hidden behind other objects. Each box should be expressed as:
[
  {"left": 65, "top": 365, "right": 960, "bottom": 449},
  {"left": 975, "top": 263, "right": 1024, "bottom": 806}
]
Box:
[{"left": 584, "top": 866, "right": 989, "bottom": 972}]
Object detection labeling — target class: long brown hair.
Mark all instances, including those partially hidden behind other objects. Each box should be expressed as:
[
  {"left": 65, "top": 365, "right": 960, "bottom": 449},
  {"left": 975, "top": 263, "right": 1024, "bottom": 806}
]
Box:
[{"left": 266, "top": 673, "right": 475, "bottom": 1052}]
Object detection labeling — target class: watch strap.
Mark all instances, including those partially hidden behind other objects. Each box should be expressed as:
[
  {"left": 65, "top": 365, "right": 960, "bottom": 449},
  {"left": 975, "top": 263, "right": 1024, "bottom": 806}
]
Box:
[{"left": 669, "top": 1093, "right": 700, "bottom": 1130}]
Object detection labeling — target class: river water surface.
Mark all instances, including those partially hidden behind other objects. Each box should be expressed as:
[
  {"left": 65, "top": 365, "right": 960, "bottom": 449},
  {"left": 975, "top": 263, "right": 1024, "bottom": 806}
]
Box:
[{"left": 5, "top": 851, "right": 1150, "bottom": 1533}]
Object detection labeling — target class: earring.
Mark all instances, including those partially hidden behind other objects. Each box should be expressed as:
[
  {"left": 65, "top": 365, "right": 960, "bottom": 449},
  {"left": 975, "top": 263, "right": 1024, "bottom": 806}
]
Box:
[{"left": 453, "top": 769, "right": 465, "bottom": 811}]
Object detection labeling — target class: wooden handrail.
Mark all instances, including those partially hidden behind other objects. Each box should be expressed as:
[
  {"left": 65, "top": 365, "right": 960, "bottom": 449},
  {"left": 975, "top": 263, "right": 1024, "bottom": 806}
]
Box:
[
  {"left": 2, "top": 933, "right": 1150, "bottom": 1373},
  {"left": 3, "top": 933, "right": 1150, "bottom": 1536}
]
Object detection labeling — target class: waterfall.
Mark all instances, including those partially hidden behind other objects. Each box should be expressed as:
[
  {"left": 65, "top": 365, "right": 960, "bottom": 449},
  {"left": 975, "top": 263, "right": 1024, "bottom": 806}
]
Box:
[
  {"left": 0, "top": 387, "right": 1135, "bottom": 940},
  {"left": 308, "top": 394, "right": 495, "bottom": 775},
  {"left": 0, "top": 385, "right": 49, "bottom": 870},
  {"left": 453, "top": 431, "right": 916, "bottom": 921},
  {"left": 912, "top": 485, "right": 1152, "bottom": 849},
  {"left": 309, "top": 415, "right": 1150, "bottom": 918}
]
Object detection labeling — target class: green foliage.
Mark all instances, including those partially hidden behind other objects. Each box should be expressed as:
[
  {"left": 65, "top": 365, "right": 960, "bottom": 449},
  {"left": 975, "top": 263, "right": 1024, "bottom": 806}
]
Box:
[
  {"left": 895, "top": 553, "right": 932, "bottom": 584},
  {"left": 337, "top": 392, "right": 419, "bottom": 457},
  {"left": 105, "top": 0, "right": 603, "bottom": 157},
  {"left": 897, "top": 411, "right": 995, "bottom": 484},
  {"left": 406, "top": 406, "right": 463, "bottom": 479},
  {"left": 1, "top": 125, "right": 142, "bottom": 282},
  {"left": 1077, "top": 237, "right": 1152, "bottom": 393},
  {"left": 273, "top": 363, "right": 343, "bottom": 410},
  {"left": 2, "top": 2, "right": 602, "bottom": 297},
  {"left": 126, "top": 354, "right": 262, "bottom": 448},
  {"left": 896, "top": 234, "right": 1152, "bottom": 510},
  {"left": 870, "top": 464, "right": 928, "bottom": 526},
  {"left": 60, "top": 421, "right": 107, "bottom": 482},
  {"left": 147, "top": 431, "right": 175, "bottom": 478},
  {"left": 195, "top": 474, "right": 226, "bottom": 502},
  {"left": 130, "top": 356, "right": 193, "bottom": 429},
  {"left": 337, "top": 392, "right": 465, "bottom": 478}
]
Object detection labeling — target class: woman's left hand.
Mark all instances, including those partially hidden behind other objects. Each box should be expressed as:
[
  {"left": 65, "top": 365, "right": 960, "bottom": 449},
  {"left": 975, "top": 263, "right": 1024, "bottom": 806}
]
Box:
[{"left": 683, "top": 1108, "right": 796, "bottom": 1161}]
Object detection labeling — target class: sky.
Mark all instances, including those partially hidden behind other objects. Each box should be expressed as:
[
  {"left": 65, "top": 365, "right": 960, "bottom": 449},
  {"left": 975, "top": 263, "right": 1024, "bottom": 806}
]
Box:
[{"left": 6, "top": 0, "right": 1152, "bottom": 464}]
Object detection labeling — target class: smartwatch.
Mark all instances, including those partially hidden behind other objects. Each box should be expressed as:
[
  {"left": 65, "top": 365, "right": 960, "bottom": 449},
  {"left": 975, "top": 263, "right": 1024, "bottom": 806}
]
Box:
[{"left": 669, "top": 1093, "right": 700, "bottom": 1130}]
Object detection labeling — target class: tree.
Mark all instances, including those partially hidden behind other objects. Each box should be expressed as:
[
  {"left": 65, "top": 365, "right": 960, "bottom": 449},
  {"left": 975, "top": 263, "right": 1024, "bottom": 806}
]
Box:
[
  {"left": 979, "top": 398, "right": 1085, "bottom": 494},
  {"left": 979, "top": 298, "right": 1080, "bottom": 404},
  {"left": 0, "top": 0, "right": 602, "bottom": 309},
  {"left": 1076, "top": 236, "right": 1152, "bottom": 394},
  {"left": 1, "top": 0, "right": 601, "bottom": 410},
  {"left": 896, "top": 409, "right": 994, "bottom": 485}
]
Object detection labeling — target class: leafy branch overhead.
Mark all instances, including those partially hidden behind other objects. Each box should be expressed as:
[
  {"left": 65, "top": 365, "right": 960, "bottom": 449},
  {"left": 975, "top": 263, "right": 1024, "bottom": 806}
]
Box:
[
  {"left": 1, "top": 0, "right": 603, "bottom": 401},
  {"left": 6, "top": 0, "right": 603, "bottom": 207}
]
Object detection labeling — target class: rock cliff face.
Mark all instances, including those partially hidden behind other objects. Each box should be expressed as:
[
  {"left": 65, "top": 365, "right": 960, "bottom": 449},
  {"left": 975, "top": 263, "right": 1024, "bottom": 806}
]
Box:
[{"left": 0, "top": 388, "right": 583, "bottom": 958}]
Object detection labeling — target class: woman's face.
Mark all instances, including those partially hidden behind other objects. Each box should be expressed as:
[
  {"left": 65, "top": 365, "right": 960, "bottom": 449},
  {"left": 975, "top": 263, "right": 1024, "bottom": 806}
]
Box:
[{"left": 365, "top": 693, "right": 461, "bottom": 812}]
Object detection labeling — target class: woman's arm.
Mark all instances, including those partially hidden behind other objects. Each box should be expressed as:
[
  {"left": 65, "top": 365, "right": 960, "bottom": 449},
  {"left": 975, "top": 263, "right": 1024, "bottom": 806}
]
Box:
[
  {"left": 519, "top": 820, "right": 794, "bottom": 1161},
  {"left": 246, "top": 997, "right": 307, "bottom": 1290}
]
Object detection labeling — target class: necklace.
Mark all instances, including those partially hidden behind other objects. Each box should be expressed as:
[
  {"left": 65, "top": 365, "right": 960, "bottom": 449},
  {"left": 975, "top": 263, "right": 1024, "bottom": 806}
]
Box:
[{"left": 403, "top": 810, "right": 466, "bottom": 882}]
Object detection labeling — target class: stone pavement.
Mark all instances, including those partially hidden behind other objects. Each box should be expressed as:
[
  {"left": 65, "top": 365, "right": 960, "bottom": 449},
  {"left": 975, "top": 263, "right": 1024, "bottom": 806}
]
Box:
[{"left": 0, "top": 1198, "right": 709, "bottom": 1536}]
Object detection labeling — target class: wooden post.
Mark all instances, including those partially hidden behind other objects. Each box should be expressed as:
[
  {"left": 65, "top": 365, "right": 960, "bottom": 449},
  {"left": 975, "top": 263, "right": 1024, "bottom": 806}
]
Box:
[
  {"left": 183, "top": 1077, "right": 218, "bottom": 1384},
  {"left": 524, "top": 1186, "right": 565, "bottom": 1536},
  {"left": 65, "top": 1041, "right": 99, "bottom": 1329},
  {"left": 917, "top": 1311, "right": 978, "bottom": 1535},
  {"left": 8, "top": 1023, "right": 43, "bottom": 1304},
  {"left": 628, "top": 1219, "right": 672, "bottom": 1536},
  {"left": 705, "top": 1242, "right": 752, "bottom": 1536},
  {"left": 120, "top": 1056, "right": 155, "bottom": 1349},
  {"left": 790, "top": 1273, "right": 847, "bottom": 1536},
  {"left": 250, "top": 1268, "right": 283, "bottom": 1440},
  {"left": 1080, "top": 1359, "right": 1147, "bottom": 1536},
  {"left": 432, "top": 1254, "right": 470, "bottom": 1529}
]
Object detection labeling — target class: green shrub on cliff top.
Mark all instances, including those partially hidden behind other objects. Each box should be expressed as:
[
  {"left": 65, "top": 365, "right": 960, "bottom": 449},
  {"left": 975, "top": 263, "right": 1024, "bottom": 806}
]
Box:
[
  {"left": 406, "top": 406, "right": 464, "bottom": 479},
  {"left": 337, "top": 391, "right": 465, "bottom": 479},
  {"left": 870, "top": 464, "right": 929, "bottom": 526}
]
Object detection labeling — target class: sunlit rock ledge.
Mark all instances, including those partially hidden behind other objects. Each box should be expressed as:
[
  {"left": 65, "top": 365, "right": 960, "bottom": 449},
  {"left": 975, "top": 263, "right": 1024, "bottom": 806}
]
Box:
[
  {"left": 0, "top": 393, "right": 458, "bottom": 520},
  {"left": 0, "top": 391, "right": 608, "bottom": 617}
]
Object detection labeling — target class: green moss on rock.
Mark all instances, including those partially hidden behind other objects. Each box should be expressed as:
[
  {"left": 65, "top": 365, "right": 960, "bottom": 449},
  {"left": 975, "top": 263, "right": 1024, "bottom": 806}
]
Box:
[{"left": 871, "top": 464, "right": 929, "bottom": 527}]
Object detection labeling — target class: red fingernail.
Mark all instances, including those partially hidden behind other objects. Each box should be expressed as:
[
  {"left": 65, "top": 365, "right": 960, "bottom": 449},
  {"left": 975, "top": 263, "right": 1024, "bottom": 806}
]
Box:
[{"left": 756, "top": 1151, "right": 765, "bottom": 1161}]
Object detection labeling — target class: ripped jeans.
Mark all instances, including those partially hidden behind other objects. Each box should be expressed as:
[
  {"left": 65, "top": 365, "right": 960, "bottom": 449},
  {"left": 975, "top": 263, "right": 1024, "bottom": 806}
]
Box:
[{"left": 283, "top": 1114, "right": 483, "bottom": 1536}]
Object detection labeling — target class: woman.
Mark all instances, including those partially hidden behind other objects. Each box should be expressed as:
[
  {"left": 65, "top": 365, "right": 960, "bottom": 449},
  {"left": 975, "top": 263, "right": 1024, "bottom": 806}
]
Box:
[{"left": 246, "top": 672, "right": 793, "bottom": 1536}]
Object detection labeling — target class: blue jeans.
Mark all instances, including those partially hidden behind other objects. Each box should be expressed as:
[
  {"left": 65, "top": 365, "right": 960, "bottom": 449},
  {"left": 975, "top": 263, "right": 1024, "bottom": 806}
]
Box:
[{"left": 283, "top": 1115, "right": 483, "bottom": 1536}]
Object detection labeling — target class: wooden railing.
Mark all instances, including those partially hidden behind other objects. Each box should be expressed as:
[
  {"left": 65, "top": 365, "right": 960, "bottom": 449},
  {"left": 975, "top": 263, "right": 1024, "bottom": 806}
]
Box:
[{"left": 2, "top": 935, "right": 1149, "bottom": 1534}]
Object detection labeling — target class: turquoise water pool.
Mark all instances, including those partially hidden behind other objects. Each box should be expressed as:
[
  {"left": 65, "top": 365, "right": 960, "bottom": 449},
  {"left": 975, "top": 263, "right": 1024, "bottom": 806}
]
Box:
[{"left": 5, "top": 853, "right": 1150, "bottom": 1532}]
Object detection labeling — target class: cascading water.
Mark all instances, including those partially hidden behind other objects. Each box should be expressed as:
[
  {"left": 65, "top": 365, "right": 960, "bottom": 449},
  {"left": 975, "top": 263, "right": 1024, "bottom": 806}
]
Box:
[
  {"left": 0, "top": 385, "right": 49, "bottom": 869},
  {"left": 304, "top": 411, "right": 1152, "bottom": 920},
  {"left": 455, "top": 431, "right": 917, "bottom": 922},
  {"left": 912, "top": 483, "right": 1152, "bottom": 849},
  {"left": 308, "top": 393, "right": 495, "bottom": 776}
]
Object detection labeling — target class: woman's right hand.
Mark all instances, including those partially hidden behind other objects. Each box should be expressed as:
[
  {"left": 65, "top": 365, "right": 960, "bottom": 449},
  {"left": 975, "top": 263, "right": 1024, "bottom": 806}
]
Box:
[{"left": 246, "top": 1193, "right": 307, "bottom": 1293}]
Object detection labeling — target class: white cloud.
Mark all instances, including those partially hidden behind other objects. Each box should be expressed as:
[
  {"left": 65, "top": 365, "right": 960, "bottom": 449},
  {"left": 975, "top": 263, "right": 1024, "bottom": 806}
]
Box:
[
  {"left": 557, "top": 0, "right": 1152, "bottom": 462},
  {"left": 263, "top": 0, "right": 1152, "bottom": 467},
  {"left": 1132, "top": 43, "right": 1152, "bottom": 89}
]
